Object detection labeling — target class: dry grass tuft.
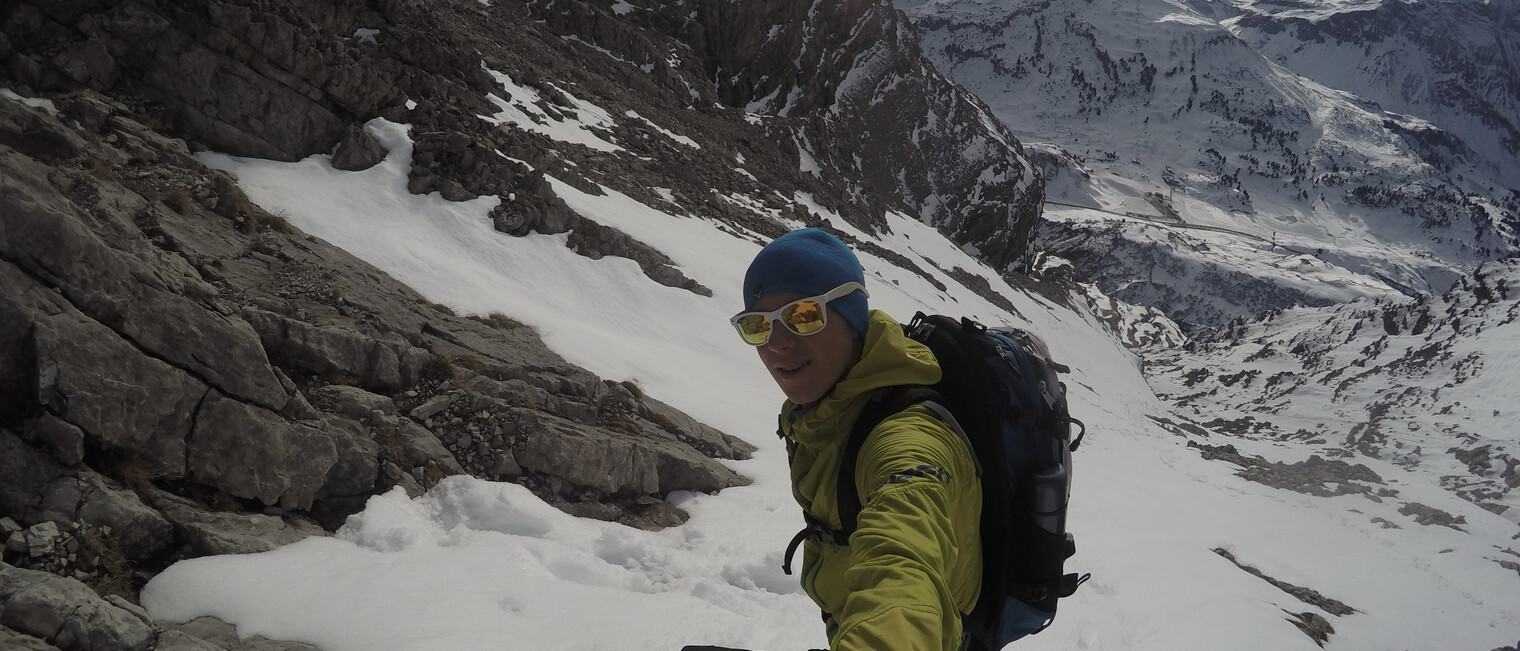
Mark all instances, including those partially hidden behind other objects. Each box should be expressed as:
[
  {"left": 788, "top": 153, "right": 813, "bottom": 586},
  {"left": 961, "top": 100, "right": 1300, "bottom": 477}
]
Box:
[
  {"left": 78, "top": 528, "right": 136, "bottom": 601},
  {"left": 83, "top": 157, "right": 115, "bottom": 180},
  {"left": 240, "top": 205, "right": 294, "bottom": 234},
  {"left": 420, "top": 356, "right": 456, "bottom": 383},
  {"left": 163, "top": 186, "right": 194, "bottom": 214},
  {"left": 469, "top": 312, "right": 528, "bottom": 330}
]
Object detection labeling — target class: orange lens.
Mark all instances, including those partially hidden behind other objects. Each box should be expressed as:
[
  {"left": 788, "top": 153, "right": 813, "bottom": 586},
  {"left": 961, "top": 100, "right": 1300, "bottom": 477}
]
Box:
[{"left": 783, "top": 300, "right": 826, "bottom": 334}]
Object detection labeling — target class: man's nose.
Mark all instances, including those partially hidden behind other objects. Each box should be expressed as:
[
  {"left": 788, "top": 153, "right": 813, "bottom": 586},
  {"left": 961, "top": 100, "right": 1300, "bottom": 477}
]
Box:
[{"left": 764, "top": 319, "right": 797, "bottom": 350}]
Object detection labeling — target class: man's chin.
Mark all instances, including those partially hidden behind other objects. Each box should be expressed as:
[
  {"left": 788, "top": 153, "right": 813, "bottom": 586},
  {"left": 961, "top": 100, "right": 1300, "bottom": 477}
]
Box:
[{"left": 780, "top": 382, "right": 825, "bottom": 405}]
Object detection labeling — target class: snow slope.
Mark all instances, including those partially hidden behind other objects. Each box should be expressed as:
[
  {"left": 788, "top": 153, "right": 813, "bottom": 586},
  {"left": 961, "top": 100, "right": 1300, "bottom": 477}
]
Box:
[{"left": 138, "top": 118, "right": 1520, "bottom": 651}]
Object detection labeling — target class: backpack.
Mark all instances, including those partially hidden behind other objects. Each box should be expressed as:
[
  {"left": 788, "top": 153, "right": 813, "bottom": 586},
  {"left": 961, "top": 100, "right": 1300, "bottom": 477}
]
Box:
[{"left": 781, "top": 312, "right": 1088, "bottom": 649}]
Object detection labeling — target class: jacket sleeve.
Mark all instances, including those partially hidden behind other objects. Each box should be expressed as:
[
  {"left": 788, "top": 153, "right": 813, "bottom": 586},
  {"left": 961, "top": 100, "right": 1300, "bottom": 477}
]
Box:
[{"left": 829, "top": 406, "right": 982, "bottom": 651}]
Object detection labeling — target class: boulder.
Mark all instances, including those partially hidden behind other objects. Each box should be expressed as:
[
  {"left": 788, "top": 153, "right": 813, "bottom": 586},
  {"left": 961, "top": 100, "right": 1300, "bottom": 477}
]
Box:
[
  {"left": 188, "top": 393, "right": 337, "bottom": 509},
  {"left": 0, "top": 431, "right": 67, "bottom": 525},
  {"left": 0, "top": 624, "right": 61, "bottom": 650},
  {"left": 22, "top": 416, "right": 84, "bottom": 468},
  {"left": 378, "top": 463, "right": 425, "bottom": 498},
  {"left": 73, "top": 473, "right": 175, "bottom": 563},
  {"left": 641, "top": 395, "right": 757, "bottom": 461},
  {"left": 30, "top": 307, "right": 205, "bottom": 480},
  {"left": 149, "top": 490, "right": 325, "bottom": 557},
  {"left": 27, "top": 470, "right": 175, "bottom": 563},
  {"left": 0, "top": 563, "right": 154, "bottom": 651},
  {"left": 242, "top": 308, "right": 425, "bottom": 391},
  {"left": 308, "top": 385, "right": 397, "bottom": 422},
  {"left": 166, "top": 616, "right": 321, "bottom": 651},
  {"left": 514, "top": 411, "right": 748, "bottom": 496},
  {"left": 408, "top": 393, "right": 457, "bottom": 422},
  {"left": 331, "top": 125, "right": 388, "bottom": 171},
  {"left": 379, "top": 416, "right": 466, "bottom": 477},
  {"left": 23, "top": 523, "right": 59, "bottom": 560},
  {"left": 316, "top": 416, "right": 381, "bottom": 499}
]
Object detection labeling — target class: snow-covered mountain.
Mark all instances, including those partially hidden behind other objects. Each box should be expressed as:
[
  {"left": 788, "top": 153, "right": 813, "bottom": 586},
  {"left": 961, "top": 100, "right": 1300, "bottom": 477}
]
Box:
[
  {"left": 2, "top": 0, "right": 1518, "bottom": 649},
  {"left": 897, "top": 0, "right": 1519, "bottom": 327},
  {"left": 1147, "top": 258, "right": 1520, "bottom": 528},
  {"left": 1218, "top": 0, "right": 1520, "bottom": 187}
]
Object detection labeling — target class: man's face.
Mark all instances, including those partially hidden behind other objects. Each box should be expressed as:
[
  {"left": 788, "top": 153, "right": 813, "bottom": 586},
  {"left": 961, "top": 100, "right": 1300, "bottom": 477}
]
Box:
[{"left": 750, "top": 291, "right": 860, "bottom": 405}]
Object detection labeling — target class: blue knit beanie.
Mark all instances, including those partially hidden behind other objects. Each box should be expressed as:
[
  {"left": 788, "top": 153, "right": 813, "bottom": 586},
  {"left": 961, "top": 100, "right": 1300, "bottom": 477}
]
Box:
[{"left": 742, "top": 228, "right": 869, "bottom": 336}]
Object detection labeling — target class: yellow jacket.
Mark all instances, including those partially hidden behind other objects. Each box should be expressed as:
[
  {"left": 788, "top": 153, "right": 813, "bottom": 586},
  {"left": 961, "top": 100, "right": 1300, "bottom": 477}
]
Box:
[{"left": 780, "top": 310, "right": 983, "bottom": 651}]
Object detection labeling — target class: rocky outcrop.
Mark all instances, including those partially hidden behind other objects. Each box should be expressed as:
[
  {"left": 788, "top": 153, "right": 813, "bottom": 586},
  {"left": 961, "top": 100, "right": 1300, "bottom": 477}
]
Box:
[
  {"left": 3, "top": 0, "right": 400, "bottom": 162},
  {"left": 0, "top": 59, "right": 753, "bottom": 651},
  {"left": 0, "top": 0, "right": 715, "bottom": 295},
  {"left": 0, "top": 562, "right": 320, "bottom": 651}
]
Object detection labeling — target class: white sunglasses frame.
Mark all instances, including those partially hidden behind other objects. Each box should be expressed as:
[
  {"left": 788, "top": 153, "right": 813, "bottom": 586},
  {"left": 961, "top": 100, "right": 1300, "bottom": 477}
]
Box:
[{"left": 730, "top": 281, "right": 869, "bottom": 346}]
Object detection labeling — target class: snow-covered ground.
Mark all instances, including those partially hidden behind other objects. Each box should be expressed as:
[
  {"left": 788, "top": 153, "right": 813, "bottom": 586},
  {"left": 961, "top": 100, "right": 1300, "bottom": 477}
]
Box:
[{"left": 138, "top": 119, "right": 1520, "bottom": 651}]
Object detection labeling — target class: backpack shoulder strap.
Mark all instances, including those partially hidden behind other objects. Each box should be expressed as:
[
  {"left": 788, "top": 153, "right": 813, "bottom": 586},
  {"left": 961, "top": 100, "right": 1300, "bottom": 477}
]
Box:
[
  {"left": 836, "top": 385, "right": 977, "bottom": 537},
  {"left": 779, "top": 384, "right": 952, "bottom": 576}
]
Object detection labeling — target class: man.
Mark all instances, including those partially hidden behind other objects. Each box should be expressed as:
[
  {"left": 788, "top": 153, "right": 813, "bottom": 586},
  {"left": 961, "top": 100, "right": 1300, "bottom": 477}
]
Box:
[{"left": 730, "top": 228, "right": 983, "bottom": 651}]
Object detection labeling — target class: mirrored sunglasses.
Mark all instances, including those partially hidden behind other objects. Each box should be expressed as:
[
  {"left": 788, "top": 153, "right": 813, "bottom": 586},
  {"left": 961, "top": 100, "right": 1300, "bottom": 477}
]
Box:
[{"left": 730, "top": 282, "right": 867, "bottom": 346}]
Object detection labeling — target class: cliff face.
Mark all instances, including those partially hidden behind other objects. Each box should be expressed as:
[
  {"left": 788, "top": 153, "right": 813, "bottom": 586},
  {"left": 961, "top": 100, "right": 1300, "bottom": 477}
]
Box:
[
  {"left": 3, "top": 0, "right": 407, "bottom": 161},
  {"left": 0, "top": 73, "right": 756, "bottom": 587},
  {"left": 4, "top": 0, "right": 1046, "bottom": 269},
  {"left": 669, "top": 0, "right": 1046, "bottom": 271}
]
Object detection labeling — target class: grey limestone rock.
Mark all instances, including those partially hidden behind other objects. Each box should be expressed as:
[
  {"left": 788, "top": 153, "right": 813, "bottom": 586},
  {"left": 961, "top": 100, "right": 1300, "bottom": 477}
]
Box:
[
  {"left": 0, "top": 431, "right": 68, "bottom": 527},
  {"left": 514, "top": 410, "right": 747, "bottom": 497},
  {"left": 22, "top": 416, "right": 85, "bottom": 469},
  {"left": 391, "top": 415, "right": 466, "bottom": 476},
  {"left": 30, "top": 306, "right": 204, "bottom": 480},
  {"left": 331, "top": 125, "right": 388, "bottom": 171},
  {"left": 0, "top": 624, "right": 62, "bottom": 650},
  {"left": 0, "top": 563, "right": 154, "bottom": 651},
  {"left": 72, "top": 473, "right": 175, "bottom": 563},
  {"left": 166, "top": 616, "right": 321, "bottom": 651},
  {"left": 242, "top": 308, "right": 423, "bottom": 392},
  {"left": 0, "top": 150, "right": 289, "bottom": 412},
  {"left": 315, "top": 415, "right": 382, "bottom": 500},
  {"left": 308, "top": 384, "right": 397, "bottom": 421},
  {"left": 26, "top": 471, "right": 173, "bottom": 563},
  {"left": 188, "top": 393, "right": 338, "bottom": 509},
  {"left": 149, "top": 490, "right": 325, "bottom": 557},
  {"left": 0, "top": 0, "right": 805, "bottom": 623}
]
